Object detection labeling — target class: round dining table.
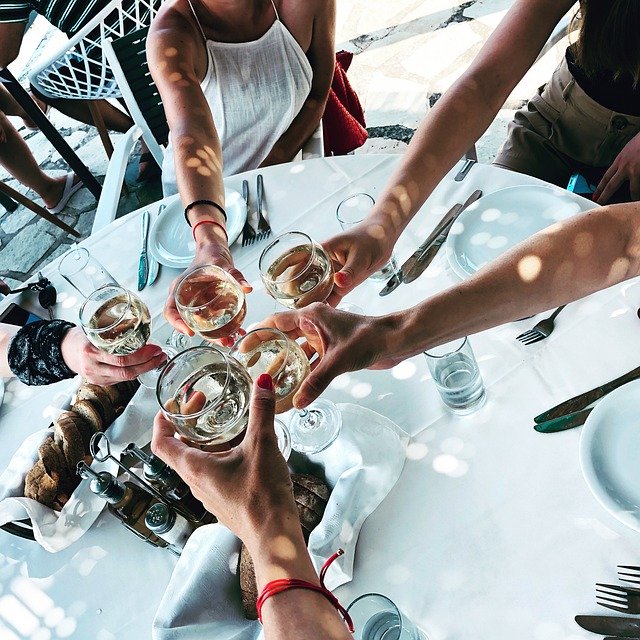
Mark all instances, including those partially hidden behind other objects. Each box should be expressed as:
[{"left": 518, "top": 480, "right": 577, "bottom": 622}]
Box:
[{"left": 1, "top": 154, "right": 639, "bottom": 639}]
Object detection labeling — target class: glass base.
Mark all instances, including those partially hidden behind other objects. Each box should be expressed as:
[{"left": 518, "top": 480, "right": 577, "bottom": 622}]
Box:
[
  {"left": 289, "top": 399, "right": 342, "bottom": 454},
  {"left": 367, "top": 255, "right": 398, "bottom": 282}
]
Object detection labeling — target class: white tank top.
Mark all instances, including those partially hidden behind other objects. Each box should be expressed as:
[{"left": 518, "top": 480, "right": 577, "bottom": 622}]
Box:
[{"left": 162, "top": 0, "right": 312, "bottom": 195}]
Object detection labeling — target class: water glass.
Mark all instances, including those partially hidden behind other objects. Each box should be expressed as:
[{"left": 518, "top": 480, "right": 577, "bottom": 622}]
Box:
[
  {"left": 58, "top": 247, "right": 118, "bottom": 297},
  {"left": 347, "top": 593, "right": 428, "bottom": 640},
  {"left": 336, "top": 193, "right": 398, "bottom": 281},
  {"left": 424, "top": 337, "right": 486, "bottom": 414}
]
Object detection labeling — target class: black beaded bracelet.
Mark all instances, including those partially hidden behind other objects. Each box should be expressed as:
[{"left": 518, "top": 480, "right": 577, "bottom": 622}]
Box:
[
  {"left": 8, "top": 320, "right": 76, "bottom": 386},
  {"left": 184, "top": 200, "right": 227, "bottom": 227}
]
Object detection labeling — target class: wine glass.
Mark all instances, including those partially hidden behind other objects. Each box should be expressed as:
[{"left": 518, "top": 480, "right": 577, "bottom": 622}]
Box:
[
  {"left": 336, "top": 193, "right": 398, "bottom": 281},
  {"left": 259, "top": 232, "right": 334, "bottom": 309},
  {"left": 157, "top": 346, "right": 253, "bottom": 445},
  {"left": 174, "top": 265, "right": 247, "bottom": 342},
  {"left": 79, "top": 285, "right": 151, "bottom": 355},
  {"left": 230, "top": 327, "right": 341, "bottom": 454}
]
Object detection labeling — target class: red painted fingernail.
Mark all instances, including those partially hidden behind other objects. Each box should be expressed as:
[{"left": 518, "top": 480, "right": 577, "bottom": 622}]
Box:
[{"left": 257, "top": 373, "right": 273, "bottom": 390}]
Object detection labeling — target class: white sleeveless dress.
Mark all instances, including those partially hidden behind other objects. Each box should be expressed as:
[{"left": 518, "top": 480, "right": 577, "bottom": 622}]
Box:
[{"left": 161, "top": 1, "right": 312, "bottom": 195}]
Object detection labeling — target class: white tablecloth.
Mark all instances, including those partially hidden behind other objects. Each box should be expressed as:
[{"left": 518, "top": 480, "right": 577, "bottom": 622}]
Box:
[{"left": 0, "top": 155, "right": 638, "bottom": 639}]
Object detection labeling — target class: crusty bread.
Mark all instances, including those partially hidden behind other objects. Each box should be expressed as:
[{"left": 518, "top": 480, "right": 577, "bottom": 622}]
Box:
[
  {"left": 53, "top": 420, "right": 86, "bottom": 472},
  {"left": 238, "top": 474, "right": 330, "bottom": 619},
  {"left": 71, "top": 399, "right": 103, "bottom": 433},
  {"left": 24, "top": 460, "right": 59, "bottom": 509},
  {"left": 38, "top": 435, "right": 69, "bottom": 480},
  {"left": 74, "top": 383, "right": 116, "bottom": 425}
]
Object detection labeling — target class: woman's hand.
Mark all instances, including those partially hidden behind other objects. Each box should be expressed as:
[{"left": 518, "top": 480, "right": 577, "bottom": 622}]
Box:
[
  {"left": 323, "top": 224, "right": 393, "bottom": 306},
  {"left": 152, "top": 375, "right": 299, "bottom": 550},
  {"left": 594, "top": 132, "right": 640, "bottom": 204},
  {"left": 60, "top": 326, "right": 166, "bottom": 385},
  {"left": 263, "top": 303, "right": 403, "bottom": 408},
  {"left": 164, "top": 237, "right": 252, "bottom": 345}
]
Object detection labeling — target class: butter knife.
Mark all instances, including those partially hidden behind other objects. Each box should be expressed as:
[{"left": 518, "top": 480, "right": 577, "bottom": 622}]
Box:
[
  {"left": 534, "top": 407, "right": 593, "bottom": 433},
  {"left": 137, "top": 210, "right": 150, "bottom": 291},
  {"left": 534, "top": 364, "right": 640, "bottom": 423},
  {"left": 403, "top": 218, "right": 455, "bottom": 284},
  {"left": 146, "top": 205, "right": 164, "bottom": 287},
  {"left": 379, "top": 189, "right": 483, "bottom": 296},
  {"left": 576, "top": 614, "right": 640, "bottom": 637}
]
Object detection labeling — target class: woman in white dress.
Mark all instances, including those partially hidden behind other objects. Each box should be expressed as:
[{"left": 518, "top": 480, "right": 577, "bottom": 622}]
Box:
[{"left": 147, "top": 0, "right": 335, "bottom": 334}]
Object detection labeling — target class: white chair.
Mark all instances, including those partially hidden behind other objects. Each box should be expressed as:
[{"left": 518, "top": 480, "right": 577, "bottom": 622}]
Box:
[{"left": 28, "top": 0, "right": 162, "bottom": 158}]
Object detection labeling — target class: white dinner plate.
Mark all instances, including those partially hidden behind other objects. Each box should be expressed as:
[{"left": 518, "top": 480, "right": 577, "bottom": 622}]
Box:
[
  {"left": 148, "top": 188, "right": 246, "bottom": 269},
  {"left": 579, "top": 379, "right": 640, "bottom": 532},
  {"left": 445, "top": 185, "right": 595, "bottom": 279}
]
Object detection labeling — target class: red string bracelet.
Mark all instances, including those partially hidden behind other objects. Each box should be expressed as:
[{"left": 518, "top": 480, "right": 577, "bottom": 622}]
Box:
[
  {"left": 256, "top": 549, "right": 354, "bottom": 632},
  {"left": 192, "top": 219, "right": 228, "bottom": 242}
]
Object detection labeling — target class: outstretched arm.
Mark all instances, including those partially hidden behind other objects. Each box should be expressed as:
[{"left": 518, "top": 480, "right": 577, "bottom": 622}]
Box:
[{"left": 265, "top": 202, "right": 640, "bottom": 407}]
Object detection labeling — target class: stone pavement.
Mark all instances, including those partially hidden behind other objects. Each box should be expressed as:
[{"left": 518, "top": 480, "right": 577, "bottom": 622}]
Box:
[{"left": 0, "top": 0, "right": 571, "bottom": 289}]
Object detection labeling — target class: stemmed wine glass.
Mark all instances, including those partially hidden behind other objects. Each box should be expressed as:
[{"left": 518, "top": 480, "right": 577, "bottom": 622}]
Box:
[
  {"left": 230, "top": 327, "right": 341, "bottom": 454},
  {"left": 174, "top": 265, "right": 247, "bottom": 343},
  {"left": 259, "top": 232, "right": 334, "bottom": 309}
]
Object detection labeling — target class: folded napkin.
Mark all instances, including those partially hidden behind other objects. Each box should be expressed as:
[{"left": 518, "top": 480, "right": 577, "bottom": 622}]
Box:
[
  {"left": 152, "top": 403, "right": 408, "bottom": 640},
  {"left": 0, "top": 382, "right": 158, "bottom": 552}
]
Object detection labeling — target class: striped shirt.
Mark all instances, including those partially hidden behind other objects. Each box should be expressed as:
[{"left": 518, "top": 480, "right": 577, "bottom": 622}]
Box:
[{"left": 0, "top": 0, "right": 120, "bottom": 36}]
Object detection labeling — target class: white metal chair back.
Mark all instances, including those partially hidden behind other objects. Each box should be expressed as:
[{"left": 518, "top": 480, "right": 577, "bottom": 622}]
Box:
[{"left": 28, "top": 0, "right": 161, "bottom": 101}]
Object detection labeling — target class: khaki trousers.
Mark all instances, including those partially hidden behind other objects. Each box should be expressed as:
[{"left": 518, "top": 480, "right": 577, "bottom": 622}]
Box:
[{"left": 494, "top": 57, "right": 640, "bottom": 193}]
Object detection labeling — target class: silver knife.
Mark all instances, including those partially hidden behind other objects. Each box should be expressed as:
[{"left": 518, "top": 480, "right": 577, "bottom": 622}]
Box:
[
  {"left": 137, "top": 210, "right": 150, "bottom": 291},
  {"left": 379, "top": 189, "right": 483, "bottom": 296},
  {"left": 402, "top": 220, "right": 454, "bottom": 284},
  {"left": 576, "top": 615, "right": 640, "bottom": 637},
  {"left": 146, "top": 205, "right": 164, "bottom": 287}
]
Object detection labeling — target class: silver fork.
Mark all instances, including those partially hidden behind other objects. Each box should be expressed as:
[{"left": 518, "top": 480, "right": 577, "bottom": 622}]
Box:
[
  {"left": 596, "top": 582, "right": 640, "bottom": 614},
  {"left": 619, "top": 565, "right": 640, "bottom": 584},
  {"left": 516, "top": 305, "right": 566, "bottom": 345},
  {"left": 240, "top": 179, "right": 256, "bottom": 247},
  {"left": 255, "top": 174, "right": 271, "bottom": 241}
]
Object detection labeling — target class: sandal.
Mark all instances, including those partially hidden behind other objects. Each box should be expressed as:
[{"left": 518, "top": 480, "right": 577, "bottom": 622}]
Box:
[
  {"left": 137, "top": 151, "right": 162, "bottom": 183},
  {"left": 47, "top": 173, "right": 83, "bottom": 214}
]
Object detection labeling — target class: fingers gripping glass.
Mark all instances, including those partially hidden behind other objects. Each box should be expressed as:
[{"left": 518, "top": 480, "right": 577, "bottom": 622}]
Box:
[
  {"left": 230, "top": 327, "right": 341, "bottom": 454},
  {"left": 259, "top": 232, "right": 334, "bottom": 309},
  {"left": 174, "top": 265, "right": 247, "bottom": 343}
]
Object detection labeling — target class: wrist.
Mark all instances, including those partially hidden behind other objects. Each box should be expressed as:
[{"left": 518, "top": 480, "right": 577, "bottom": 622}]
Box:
[{"left": 384, "top": 307, "right": 431, "bottom": 361}]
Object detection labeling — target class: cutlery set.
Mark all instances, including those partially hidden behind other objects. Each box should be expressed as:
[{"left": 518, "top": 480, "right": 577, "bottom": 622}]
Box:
[
  {"left": 241, "top": 174, "right": 272, "bottom": 247},
  {"left": 576, "top": 566, "right": 640, "bottom": 638}
]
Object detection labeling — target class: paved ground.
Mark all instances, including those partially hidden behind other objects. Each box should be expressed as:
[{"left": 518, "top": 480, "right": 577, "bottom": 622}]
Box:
[{"left": 0, "top": 0, "right": 571, "bottom": 289}]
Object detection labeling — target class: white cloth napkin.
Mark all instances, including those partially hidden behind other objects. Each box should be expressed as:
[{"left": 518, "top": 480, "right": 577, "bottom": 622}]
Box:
[
  {"left": 152, "top": 403, "right": 408, "bottom": 640},
  {"left": 0, "top": 382, "right": 158, "bottom": 552}
]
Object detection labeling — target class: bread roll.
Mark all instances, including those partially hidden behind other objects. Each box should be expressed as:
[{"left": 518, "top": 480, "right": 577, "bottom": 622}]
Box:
[
  {"left": 75, "top": 383, "right": 116, "bottom": 425},
  {"left": 238, "top": 474, "right": 330, "bottom": 619},
  {"left": 71, "top": 399, "right": 103, "bottom": 433}
]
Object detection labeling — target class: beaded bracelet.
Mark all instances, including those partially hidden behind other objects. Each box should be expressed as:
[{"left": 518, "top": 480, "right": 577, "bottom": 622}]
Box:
[
  {"left": 256, "top": 549, "right": 354, "bottom": 632},
  {"left": 184, "top": 200, "right": 227, "bottom": 226},
  {"left": 8, "top": 320, "right": 76, "bottom": 386}
]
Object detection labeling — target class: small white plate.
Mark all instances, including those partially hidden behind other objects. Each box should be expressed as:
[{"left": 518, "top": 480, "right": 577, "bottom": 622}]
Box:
[
  {"left": 148, "top": 188, "right": 246, "bottom": 269},
  {"left": 446, "top": 185, "right": 595, "bottom": 279},
  {"left": 580, "top": 379, "right": 640, "bottom": 532}
]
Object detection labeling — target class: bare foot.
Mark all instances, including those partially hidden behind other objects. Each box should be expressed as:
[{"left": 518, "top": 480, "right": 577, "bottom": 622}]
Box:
[{"left": 43, "top": 174, "right": 81, "bottom": 210}]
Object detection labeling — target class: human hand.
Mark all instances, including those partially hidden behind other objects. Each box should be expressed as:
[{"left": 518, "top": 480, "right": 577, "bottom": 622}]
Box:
[
  {"left": 60, "top": 326, "right": 166, "bottom": 385},
  {"left": 263, "top": 303, "right": 403, "bottom": 408},
  {"left": 322, "top": 224, "right": 393, "bottom": 306},
  {"left": 152, "top": 375, "right": 299, "bottom": 550},
  {"left": 164, "top": 238, "right": 252, "bottom": 346},
  {"left": 594, "top": 132, "right": 640, "bottom": 203}
]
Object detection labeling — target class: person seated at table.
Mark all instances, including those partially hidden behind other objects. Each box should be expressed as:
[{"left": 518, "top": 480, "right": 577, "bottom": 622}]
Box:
[
  {"left": 0, "top": 319, "right": 165, "bottom": 386},
  {"left": 147, "top": 0, "right": 335, "bottom": 333},
  {"left": 0, "top": 1, "right": 160, "bottom": 180},
  {"left": 317, "top": 0, "right": 640, "bottom": 307},
  {"left": 152, "top": 374, "right": 354, "bottom": 640},
  {"left": 0, "top": 86, "right": 82, "bottom": 213},
  {"left": 262, "top": 201, "right": 640, "bottom": 409}
]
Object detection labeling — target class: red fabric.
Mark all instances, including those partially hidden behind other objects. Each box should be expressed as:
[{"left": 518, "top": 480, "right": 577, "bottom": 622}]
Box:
[{"left": 322, "top": 51, "right": 368, "bottom": 155}]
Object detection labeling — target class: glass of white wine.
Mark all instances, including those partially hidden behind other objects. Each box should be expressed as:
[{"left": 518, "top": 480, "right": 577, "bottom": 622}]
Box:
[
  {"left": 79, "top": 285, "right": 151, "bottom": 355},
  {"left": 230, "top": 327, "right": 341, "bottom": 454},
  {"left": 259, "top": 232, "right": 334, "bottom": 309},
  {"left": 174, "top": 265, "right": 247, "bottom": 343},
  {"left": 157, "top": 346, "right": 253, "bottom": 445}
]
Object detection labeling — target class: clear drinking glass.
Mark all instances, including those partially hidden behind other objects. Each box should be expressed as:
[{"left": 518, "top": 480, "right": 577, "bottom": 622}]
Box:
[
  {"left": 79, "top": 285, "right": 151, "bottom": 355},
  {"left": 424, "top": 337, "right": 486, "bottom": 414},
  {"left": 336, "top": 193, "right": 398, "bottom": 281},
  {"left": 259, "top": 232, "right": 334, "bottom": 309},
  {"left": 230, "top": 327, "right": 341, "bottom": 454},
  {"left": 157, "top": 346, "right": 253, "bottom": 445},
  {"left": 347, "top": 593, "right": 429, "bottom": 640},
  {"left": 58, "top": 246, "right": 118, "bottom": 297},
  {"left": 174, "top": 265, "right": 247, "bottom": 343}
]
